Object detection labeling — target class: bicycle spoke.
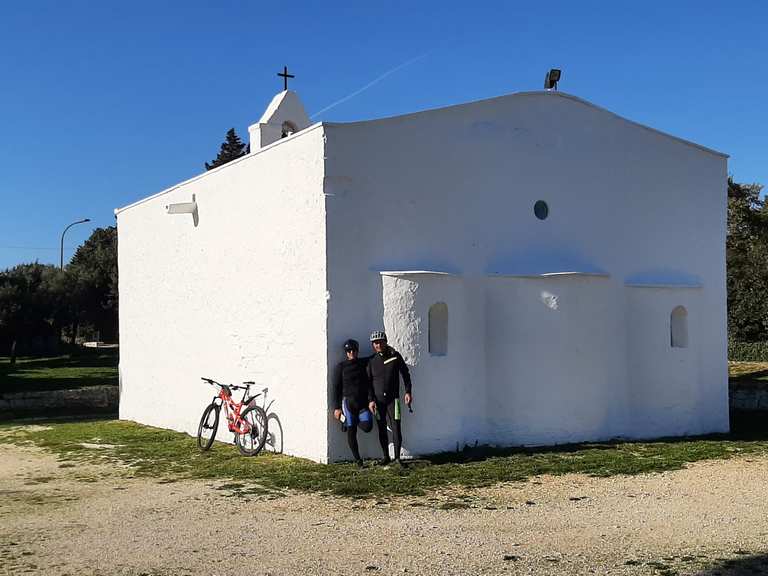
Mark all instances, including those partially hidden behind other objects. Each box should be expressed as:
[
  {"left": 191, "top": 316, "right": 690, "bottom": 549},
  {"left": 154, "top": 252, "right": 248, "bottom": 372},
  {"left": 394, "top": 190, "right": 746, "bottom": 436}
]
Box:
[{"left": 235, "top": 406, "right": 268, "bottom": 456}]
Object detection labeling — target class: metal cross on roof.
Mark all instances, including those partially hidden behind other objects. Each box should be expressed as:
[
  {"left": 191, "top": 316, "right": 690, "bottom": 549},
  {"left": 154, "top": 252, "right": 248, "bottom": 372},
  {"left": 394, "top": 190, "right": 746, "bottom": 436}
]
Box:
[{"left": 277, "top": 65, "right": 295, "bottom": 91}]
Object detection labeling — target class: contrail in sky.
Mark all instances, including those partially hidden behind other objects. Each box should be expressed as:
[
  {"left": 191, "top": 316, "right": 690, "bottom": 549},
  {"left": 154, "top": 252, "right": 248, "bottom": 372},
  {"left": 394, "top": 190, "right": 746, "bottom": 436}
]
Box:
[{"left": 310, "top": 52, "right": 430, "bottom": 120}]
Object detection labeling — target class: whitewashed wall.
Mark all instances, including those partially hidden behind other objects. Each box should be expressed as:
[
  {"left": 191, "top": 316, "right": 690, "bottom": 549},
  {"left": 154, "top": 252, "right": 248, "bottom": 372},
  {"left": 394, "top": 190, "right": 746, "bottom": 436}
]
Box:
[
  {"left": 483, "top": 275, "right": 625, "bottom": 444},
  {"left": 117, "top": 126, "right": 330, "bottom": 462},
  {"left": 323, "top": 91, "right": 728, "bottom": 460},
  {"left": 118, "top": 90, "right": 728, "bottom": 463},
  {"left": 381, "top": 273, "right": 473, "bottom": 456},
  {"left": 626, "top": 286, "right": 704, "bottom": 436}
]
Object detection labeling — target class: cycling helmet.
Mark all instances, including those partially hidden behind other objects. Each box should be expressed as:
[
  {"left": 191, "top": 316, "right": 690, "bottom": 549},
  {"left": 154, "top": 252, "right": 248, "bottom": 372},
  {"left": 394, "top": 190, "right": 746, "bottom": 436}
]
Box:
[
  {"left": 343, "top": 339, "right": 359, "bottom": 352},
  {"left": 370, "top": 330, "right": 387, "bottom": 343}
]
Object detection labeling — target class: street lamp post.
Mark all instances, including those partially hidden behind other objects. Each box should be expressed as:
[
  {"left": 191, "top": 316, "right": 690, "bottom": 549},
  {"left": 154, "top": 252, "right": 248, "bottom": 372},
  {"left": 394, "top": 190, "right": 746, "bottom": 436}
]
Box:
[{"left": 60, "top": 218, "right": 91, "bottom": 269}]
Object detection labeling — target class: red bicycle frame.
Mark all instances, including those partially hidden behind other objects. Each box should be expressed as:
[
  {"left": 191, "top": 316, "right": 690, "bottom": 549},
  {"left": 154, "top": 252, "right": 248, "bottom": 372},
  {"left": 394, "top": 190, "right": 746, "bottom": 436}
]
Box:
[{"left": 215, "top": 386, "right": 252, "bottom": 435}]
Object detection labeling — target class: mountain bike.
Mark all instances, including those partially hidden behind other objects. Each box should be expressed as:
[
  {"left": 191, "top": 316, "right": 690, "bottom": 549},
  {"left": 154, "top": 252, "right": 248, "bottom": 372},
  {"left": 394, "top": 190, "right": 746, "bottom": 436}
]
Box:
[{"left": 197, "top": 377, "right": 268, "bottom": 456}]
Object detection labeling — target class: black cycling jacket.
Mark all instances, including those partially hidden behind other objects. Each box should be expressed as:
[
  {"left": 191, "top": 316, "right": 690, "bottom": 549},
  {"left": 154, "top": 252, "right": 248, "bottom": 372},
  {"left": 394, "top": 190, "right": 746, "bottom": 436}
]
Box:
[
  {"left": 366, "top": 346, "right": 412, "bottom": 403},
  {"left": 333, "top": 357, "right": 373, "bottom": 409}
]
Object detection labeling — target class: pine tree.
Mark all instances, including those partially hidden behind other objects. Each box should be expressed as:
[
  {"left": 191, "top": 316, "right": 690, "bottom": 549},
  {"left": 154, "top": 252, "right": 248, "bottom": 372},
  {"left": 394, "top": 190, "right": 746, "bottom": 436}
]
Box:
[{"left": 205, "top": 128, "right": 248, "bottom": 171}]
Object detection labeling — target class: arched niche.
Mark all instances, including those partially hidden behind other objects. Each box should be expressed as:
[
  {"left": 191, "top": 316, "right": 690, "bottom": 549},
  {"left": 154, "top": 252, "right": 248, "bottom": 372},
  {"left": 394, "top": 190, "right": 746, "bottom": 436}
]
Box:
[
  {"left": 428, "top": 302, "right": 448, "bottom": 356},
  {"left": 671, "top": 305, "right": 688, "bottom": 348}
]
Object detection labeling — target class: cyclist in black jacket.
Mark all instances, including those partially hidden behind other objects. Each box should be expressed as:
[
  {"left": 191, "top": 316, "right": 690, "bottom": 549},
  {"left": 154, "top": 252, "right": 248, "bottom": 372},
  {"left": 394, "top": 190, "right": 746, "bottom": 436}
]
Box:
[
  {"left": 332, "top": 339, "right": 373, "bottom": 466},
  {"left": 366, "top": 330, "right": 412, "bottom": 466}
]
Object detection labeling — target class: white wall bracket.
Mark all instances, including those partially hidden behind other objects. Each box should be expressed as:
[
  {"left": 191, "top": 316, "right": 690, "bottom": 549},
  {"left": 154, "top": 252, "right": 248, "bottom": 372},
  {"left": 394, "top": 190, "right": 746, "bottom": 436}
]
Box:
[{"left": 166, "top": 194, "right": 199, "bottom": 227}]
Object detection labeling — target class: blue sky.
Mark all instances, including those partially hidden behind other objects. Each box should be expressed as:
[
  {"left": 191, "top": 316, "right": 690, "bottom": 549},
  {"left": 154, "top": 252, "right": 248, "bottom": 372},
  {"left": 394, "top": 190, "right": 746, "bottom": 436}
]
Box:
[{"left": 1, "top": 1, "right": 766, "bottom": 270}]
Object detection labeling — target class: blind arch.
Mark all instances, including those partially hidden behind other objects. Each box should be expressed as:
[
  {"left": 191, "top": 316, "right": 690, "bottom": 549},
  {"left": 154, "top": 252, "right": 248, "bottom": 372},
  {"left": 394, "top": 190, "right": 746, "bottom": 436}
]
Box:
[
  {"left": 671, "top": 306, "right": 688, "bottom": 348},
  {"left": 428, "top": 302, "right": 448, "bottom": 356}
]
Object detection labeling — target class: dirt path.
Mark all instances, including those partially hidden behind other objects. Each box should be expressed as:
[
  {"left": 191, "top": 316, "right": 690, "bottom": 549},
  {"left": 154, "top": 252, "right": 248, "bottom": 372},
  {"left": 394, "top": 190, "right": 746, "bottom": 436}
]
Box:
[{"left": 1, "top": 440, "right": 767, "bottom": 576}]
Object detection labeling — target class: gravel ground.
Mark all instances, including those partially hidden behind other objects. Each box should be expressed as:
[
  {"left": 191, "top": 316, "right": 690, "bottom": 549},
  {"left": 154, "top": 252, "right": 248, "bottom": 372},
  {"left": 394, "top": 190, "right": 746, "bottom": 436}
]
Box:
[{"left": 1, "top": 441, "right": 767, "bottom": 576}]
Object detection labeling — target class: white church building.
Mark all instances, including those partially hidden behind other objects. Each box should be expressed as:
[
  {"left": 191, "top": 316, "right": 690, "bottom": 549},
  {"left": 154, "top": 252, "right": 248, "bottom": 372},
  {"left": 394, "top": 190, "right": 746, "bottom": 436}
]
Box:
[{"left": 115, "top": 87, "right": 729, "bottom": 463}]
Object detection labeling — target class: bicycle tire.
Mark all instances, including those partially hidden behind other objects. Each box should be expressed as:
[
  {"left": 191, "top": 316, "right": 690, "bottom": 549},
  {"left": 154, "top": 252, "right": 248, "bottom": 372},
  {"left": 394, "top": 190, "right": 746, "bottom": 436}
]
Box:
[
  {"left": 235, "top": 405, "right": 268, "bottom": 456},
  {"left": 197, "top": 403, "right": 220, "bottom": 451}
]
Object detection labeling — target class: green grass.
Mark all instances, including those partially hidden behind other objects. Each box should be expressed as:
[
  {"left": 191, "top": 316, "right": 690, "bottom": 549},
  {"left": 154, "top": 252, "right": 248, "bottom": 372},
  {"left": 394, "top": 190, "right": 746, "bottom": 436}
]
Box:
[
  {"left": 0, "top": 356, "right": 763, "bottom": 498},
  {"left": 0, "top": 350, "right": 118, "bottom": 392},
  {"left": 2, "top": 418, "right": 767, "bottom": 498}
]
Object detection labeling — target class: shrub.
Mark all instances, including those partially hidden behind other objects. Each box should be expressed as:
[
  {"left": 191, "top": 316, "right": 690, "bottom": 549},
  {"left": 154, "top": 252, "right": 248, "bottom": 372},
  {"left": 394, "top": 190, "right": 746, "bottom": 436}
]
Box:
[{"left": 729, "top": 340, "right": 768, "bottom": 362}]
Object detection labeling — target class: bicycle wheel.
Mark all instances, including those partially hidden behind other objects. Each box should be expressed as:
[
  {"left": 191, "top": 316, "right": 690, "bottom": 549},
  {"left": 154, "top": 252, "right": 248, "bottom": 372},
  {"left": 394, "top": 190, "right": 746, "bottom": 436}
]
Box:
[
  {"left": 197, "top": 403, "right": 220, "bottom": 451},
  {"left": 235, "top": 405, "right": 268, "bottom": 456}
]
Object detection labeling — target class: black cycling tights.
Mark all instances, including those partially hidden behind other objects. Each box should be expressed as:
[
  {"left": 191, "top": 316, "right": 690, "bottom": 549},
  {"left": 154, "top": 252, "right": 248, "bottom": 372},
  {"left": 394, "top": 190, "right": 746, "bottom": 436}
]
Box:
[
  {"left": 347, "top": 425, "right": 362, "bottom": 461},
  {"left": 376, "top": 400, "right": 402, "bottom": 461},
  {"left": 344, "top": 398, "right": 372, "bottom": 462}
]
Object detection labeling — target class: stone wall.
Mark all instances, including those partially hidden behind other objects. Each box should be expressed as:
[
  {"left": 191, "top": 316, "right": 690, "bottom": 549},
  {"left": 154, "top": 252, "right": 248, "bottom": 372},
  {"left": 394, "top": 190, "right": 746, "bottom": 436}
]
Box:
[
  {"left": 0, "top": 385, "right": 118, "bottom": 418},
  {"left": 730, "top": 387, "right": 768, "bottom": 411}
]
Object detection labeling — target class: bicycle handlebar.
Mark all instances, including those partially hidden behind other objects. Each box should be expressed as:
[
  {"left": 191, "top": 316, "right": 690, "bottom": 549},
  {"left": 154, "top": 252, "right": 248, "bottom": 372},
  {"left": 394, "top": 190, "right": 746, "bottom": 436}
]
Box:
[{"left": 201, "top": 377, "right": 256, "bottom": 391}]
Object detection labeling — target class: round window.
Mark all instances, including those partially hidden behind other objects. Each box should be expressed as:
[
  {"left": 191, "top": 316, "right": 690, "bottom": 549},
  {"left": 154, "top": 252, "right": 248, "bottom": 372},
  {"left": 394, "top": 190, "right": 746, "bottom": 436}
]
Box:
[{"left": 534, "top": 200, "right": 549, "bottom": 220}]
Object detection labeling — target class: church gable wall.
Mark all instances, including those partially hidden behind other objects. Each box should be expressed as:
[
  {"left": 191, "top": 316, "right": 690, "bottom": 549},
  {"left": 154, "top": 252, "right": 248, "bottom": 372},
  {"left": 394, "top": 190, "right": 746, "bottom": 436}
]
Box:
[
  {"left": 323, "top": 92, "right": 725, "bottom": 286},
  {"left": 322, "top": 92, "right": 728, "bottom": 457}
]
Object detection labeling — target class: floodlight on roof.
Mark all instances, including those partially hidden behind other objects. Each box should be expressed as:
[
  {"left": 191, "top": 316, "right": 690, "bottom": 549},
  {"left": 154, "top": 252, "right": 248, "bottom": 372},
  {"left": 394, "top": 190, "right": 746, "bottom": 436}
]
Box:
[{"left": 544, "top": 68, "right": 561, "bottom": 90}]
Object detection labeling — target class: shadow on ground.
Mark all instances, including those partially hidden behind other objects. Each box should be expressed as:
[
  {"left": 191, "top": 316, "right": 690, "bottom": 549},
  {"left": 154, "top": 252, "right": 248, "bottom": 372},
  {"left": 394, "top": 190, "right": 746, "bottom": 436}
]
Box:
[
  {"left": 425, "top": 410, "right": 768, "bottom": 466},
  {"left": 729, "top": 369, "right": 768, "bottom": 389},
  {"left": 695, "top": 553, "right": 768, "bottom": 575},
  {"left": 729, "top": 410, "right": 768, "bottom": 440}
]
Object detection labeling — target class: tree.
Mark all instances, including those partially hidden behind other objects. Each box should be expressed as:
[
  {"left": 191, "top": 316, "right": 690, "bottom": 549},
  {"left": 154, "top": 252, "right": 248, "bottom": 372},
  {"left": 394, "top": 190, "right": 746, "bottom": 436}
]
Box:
[
  {"left": 67, "top": 226, "right": 118, "bottom": 343},
  {"left": 0, "top": 263, "right": 65, "bottom": 365},
  {"left": 205, "top": 128, "right": 248, "bottom": 170},
  {"left": 727, "top": 177, "right": 768, "bottom": 341}
]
